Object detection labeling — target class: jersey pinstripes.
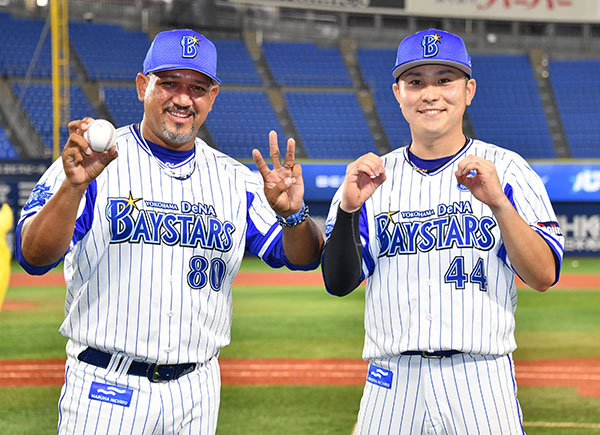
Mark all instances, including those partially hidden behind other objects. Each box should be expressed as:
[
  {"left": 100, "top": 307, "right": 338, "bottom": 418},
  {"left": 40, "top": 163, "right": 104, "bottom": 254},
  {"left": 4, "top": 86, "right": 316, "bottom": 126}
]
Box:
[
  {"left": 355, "top": 354, "right": 523, "bottom": 434},
  {"left": 57, "top": 343, "right": 222, "bottom": 434},
  {"left": 19, "top": 124, "right": 284, "bottom": 366},
  {"left": 325, "top": 139, "right": 564, "bottom": 361}
]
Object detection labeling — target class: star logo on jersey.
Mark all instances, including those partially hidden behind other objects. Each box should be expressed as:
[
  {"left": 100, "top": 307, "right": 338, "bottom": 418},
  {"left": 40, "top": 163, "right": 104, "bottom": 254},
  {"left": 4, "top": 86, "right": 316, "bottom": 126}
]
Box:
[
  {"left": 375, "top": 201, "right": 497, "bottom": 258},
  {"left": 384, "top": 210, "right": 398, "bottom": 223},
  {"left": 125, "top": 191, "right": 142, "bottom": 211},
  {"left": 422, "top": 33, "right": 442, "bottom": 58},
  {"left": 106, "top": 195, "right": 235, "bottom": 253}
]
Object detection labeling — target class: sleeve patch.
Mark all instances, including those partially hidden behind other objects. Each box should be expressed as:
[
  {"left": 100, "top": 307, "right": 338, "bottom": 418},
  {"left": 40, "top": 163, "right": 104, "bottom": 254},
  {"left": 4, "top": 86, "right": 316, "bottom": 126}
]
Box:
[
  {"left": 23, "top": 182, "right": 53, "bottom": 211},
  {"left": 536, "top": 221, "right": 563, "bottom": 237}
]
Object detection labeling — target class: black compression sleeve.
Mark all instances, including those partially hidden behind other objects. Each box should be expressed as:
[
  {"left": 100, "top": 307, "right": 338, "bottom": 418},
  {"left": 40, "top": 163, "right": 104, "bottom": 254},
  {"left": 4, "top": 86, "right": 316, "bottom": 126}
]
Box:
[{"left": 321, "top": 205, "right": 363, "bottom": 296}]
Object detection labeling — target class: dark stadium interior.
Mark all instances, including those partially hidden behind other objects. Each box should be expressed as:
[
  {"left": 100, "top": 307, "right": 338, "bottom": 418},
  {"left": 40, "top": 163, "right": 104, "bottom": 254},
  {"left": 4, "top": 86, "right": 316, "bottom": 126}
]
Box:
[{"left": 0, "top": 0, "right": 599, "bottom": 161}]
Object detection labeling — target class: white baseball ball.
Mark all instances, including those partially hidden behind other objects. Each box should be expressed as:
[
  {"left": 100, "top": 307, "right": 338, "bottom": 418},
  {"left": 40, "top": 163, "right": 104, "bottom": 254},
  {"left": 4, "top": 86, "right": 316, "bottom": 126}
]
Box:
[{"left": 84, "top": 119, "right": 116, "bottom": 152}]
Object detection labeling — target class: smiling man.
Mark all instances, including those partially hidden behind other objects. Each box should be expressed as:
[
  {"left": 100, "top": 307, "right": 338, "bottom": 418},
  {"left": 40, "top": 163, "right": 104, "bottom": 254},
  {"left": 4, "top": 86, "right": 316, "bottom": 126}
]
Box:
[
  {"left": 321, "top": 29, "right": 564, "bottom": 434},
  {"left": 16, "top": 29, "right": 323, "bottom": 434}
]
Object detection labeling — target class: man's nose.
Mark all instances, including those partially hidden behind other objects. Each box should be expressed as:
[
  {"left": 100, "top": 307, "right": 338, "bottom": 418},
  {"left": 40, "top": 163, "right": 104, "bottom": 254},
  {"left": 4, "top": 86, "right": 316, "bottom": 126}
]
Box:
[
  {"left": 171, "top": 89, "right": 193, "bottom": 107},
  {"left": 420, "top": 84, "right": 440, "bottom": 102}
]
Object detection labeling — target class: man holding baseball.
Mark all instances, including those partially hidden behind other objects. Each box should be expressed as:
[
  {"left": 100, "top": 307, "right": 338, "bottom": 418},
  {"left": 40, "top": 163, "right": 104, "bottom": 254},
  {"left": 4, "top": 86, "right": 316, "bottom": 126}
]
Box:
[
  {"left": 321, "top": 29, "right": 564, "bottom": 434},
  {"left": 16, "top": 29, "right": 323, "bottom": 434}
]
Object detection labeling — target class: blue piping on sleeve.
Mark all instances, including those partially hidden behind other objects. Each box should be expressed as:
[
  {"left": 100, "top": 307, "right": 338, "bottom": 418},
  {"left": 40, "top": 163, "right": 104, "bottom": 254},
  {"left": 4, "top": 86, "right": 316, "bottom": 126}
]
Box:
[
  {"left": 497, "top": 182, "right": 563, "bottom": 287},
  {"left": 14, "top": 218, "right": 62, "bottom": 275},
  {"left": 15, "top": 180, "right": 97, "bottom": 276},
  {"left": 245, "top": 191, "right": 319, "bottom": 271},
  {"left": 496, "top": 183, "right": 515, "bottom": 268},
  {"left": 533, "top": 228, "right": 563, "bottom": 286},
  {"left": 360, "top": 204, "right": 374, "bottom": 279}
]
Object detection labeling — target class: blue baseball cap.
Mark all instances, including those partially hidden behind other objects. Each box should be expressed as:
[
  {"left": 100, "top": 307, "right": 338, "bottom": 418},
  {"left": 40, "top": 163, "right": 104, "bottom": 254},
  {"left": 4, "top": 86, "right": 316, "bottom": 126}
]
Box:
[
  {"left": 392, "top": 29, "right": 472, "bottom": 80},
  {"left": 143, "top": 29, "right": 221, "bottom": 84}
]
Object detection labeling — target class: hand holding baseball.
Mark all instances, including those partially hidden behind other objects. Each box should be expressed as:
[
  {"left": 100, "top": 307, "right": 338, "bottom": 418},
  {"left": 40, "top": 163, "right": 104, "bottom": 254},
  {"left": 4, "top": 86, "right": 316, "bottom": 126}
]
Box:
[
  {"left": 84, "top": 119, "right": 116, "bottom": 152},
  {"left": 61, "top": 117, "right": 118, "bottom": 188}
]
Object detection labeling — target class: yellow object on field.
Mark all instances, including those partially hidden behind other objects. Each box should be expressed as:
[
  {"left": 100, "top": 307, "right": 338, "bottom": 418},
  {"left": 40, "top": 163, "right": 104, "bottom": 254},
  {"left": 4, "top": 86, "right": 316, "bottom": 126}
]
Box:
[{"left": 0, "top": 203, "right": 13, "bottom": 311}]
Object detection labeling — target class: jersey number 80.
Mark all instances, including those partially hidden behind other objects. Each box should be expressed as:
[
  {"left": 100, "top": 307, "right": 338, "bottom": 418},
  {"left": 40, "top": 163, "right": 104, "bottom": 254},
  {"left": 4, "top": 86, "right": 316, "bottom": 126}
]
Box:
[{"left": 188, "top": 256, "right": 227, "bottom": 291}]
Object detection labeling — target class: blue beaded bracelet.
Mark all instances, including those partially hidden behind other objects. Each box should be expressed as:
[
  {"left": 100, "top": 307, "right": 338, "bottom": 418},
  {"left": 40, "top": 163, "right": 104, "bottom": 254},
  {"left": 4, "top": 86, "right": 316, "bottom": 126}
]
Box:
[{"left": 276, "top": 202, "right": 309, "bottom": 228}]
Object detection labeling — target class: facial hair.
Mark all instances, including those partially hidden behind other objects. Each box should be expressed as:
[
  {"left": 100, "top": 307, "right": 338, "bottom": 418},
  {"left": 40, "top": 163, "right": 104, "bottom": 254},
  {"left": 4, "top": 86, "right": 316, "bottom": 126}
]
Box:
[{"left": 161, "top": 107, "right": 197, "bottom": 144}]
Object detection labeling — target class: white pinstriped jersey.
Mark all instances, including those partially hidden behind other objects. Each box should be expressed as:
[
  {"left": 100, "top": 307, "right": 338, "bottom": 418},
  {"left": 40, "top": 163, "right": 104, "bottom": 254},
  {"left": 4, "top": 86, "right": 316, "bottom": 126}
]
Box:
[
  {"left": 17, "top": 124, "right": 301, "bottom": 366},
  {"left": 325, "top": 139, "right": 564, "bottom": 361}
]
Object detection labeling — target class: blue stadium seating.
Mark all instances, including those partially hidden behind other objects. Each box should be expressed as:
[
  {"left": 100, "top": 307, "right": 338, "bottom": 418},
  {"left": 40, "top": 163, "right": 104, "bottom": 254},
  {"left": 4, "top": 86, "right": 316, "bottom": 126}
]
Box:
[
  {"left": 357, "top": 48, "right": 412, "bottom": 149},
  {"left": 0, "top": 12, "right": 53, "bottom": 78},
  {"left": 285, "top": 92, "right": 376, "bottom": 159},
  {"left": 263, "top": 41, "right": 352, "bottom": 87},
  {"left": 212, "top": 39, "right": 261, "bottom": 85},
  {"left": 0, "top": 126, "right": 18, "bottom": 160},
  {"left": 69, "top": 21, "right": 149, "bottom": 81},
  {"left": 102, "top": 86, "right": 143, "bottom": 128},
  {"left": 358, "top": 50, "right": 556, "bottom": 158},
  {"left": 468, "top": 55, "right": 554, "bottom": 159},
  {"left": 13, "top": 83, "right": 97, "bottom": 150},
  {"left": 204, "top": 90, "right": 285, "bottom": 158},
  {"left": 549, "top": 59, "right": 600, "bottom": 158}
]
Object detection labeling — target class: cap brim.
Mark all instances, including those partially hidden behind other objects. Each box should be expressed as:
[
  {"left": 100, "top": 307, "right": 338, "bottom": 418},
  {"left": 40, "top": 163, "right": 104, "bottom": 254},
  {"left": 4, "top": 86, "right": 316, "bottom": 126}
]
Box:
[
  {"left": 393, "top": 60, "right": 471, "bottom": 79},
  {"left": 145, "top": 65, "right": 221, "bottom": 84}
]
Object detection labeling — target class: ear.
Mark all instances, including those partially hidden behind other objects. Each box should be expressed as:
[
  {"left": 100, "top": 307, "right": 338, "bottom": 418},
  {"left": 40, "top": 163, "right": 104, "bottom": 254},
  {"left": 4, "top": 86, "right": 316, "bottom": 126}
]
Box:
[
  {"left": 207, "top": 85, "right": 220, "bottom": 112},
  {"left": 465, "top": 78, "right": 476, "bottom": 106},
  {"left": 392, "top": 82, "right": 402, "bottom": 106},
  {"left": 135, "top": 73, "right": 148, "bottom": 102}
]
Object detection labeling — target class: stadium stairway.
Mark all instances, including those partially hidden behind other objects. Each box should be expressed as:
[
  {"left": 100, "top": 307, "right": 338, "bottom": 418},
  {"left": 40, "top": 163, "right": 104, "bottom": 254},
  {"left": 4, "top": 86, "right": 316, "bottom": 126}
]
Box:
[
  {"left": 242, "top": 29, "right": 307, "bottom": 158},
  {"left": 339, "top": 37, "right": 391, "bottom": 156},
  {"left": 69, "top": 44, "right": 116, "bottom": 126},
  {"left": 528, "top": 48, "right": 570, "bottom": 158},
  {"left": 0, "top": 77, "right": 47, "bottom": 159}
]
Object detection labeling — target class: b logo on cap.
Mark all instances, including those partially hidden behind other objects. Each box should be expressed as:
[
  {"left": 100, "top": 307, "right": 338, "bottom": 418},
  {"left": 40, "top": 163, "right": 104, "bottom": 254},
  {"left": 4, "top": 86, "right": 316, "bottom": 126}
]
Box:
[
  {"left": 422, "top": 33, "right": 442, "bottom": 58},
  {"left": 181, "top": 35, "right": 199, "bottom": 58}
]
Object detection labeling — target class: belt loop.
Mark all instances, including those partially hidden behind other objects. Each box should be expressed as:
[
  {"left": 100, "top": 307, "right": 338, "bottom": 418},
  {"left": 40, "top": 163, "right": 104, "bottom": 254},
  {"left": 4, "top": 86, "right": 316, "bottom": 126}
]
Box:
[{"left": 422, "top": 351, "right": 444, "bottom": 359}]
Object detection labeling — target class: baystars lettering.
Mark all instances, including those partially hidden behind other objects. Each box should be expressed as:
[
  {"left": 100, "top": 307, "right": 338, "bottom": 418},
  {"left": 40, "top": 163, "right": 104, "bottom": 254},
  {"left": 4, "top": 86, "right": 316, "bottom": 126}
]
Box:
[
  {"left": 376, "top": 201, "right": 496, "bottom": 257},
  {"left": 106, "top": 197, "right": 235, "bottom": 251}
]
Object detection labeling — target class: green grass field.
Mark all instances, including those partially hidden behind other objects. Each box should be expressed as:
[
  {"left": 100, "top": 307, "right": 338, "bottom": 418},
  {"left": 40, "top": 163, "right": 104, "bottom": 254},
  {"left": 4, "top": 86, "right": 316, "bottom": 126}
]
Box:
[{"left": 1, "top": 257, "right": 599, "bottom": 434}]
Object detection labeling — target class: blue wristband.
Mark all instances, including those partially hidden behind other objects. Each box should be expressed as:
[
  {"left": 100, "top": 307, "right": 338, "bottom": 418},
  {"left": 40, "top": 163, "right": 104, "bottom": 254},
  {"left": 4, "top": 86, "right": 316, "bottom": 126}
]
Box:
[{"left": 276, "top": 202, "right": 309, "bottom": 228}]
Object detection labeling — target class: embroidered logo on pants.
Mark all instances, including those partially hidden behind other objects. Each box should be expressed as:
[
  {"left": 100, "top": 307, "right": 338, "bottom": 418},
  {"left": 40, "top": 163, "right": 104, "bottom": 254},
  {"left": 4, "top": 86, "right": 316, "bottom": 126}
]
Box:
[
  {"left": 367, "top": 364, "right": 393, "bottom": 389},
  {"left": 89, "top": 381, "right": 133, "bottom": 407}
]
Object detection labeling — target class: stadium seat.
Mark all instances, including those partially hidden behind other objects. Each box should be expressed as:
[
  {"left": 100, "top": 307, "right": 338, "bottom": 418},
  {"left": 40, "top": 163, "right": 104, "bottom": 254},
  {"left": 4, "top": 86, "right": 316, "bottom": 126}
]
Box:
[
  {"left": 466, "top": 55, "right": 555, "bottom": 159},
  {"left": 204, "top": 90, "right": 285, "bottom": 158},
  {"left": 0, "top": 126, "right": 18, "bottom": 160},
  {"left": 285, "top": 92, "right": 376, "bottom": 159},
  {"left": 13, "top": 83, "right": 97, "bottom": 151},
  {"left": 263, "top": 41, "right": 352, "bottom": 87},
  {"left": 212, "top": 39, "right": 262, "bottom": 85},
  {"left": 0, "top": 13, "right": 53, "bottom": 78},
  {"left": 69, "top": 21, "right": 149, "bottom": 81},
  {"left": 549, "top": 59, "right": 600, "bottom": 158}
]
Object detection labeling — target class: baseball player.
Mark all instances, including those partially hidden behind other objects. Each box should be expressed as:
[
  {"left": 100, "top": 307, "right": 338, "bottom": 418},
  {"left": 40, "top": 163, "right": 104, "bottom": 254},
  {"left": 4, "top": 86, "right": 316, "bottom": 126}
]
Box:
[
  {"left": 321, "top": 29, "right": 564, "bottom": 434},
  {"left": 16, "top": 29, "right": 323, "bottom": 434}
]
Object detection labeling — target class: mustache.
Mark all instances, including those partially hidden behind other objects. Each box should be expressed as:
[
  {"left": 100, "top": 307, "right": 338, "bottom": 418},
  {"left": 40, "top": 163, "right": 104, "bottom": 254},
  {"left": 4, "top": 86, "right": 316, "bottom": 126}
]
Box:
[{"left": 165, "top": 104, "right": 196, "bottom": 117}]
